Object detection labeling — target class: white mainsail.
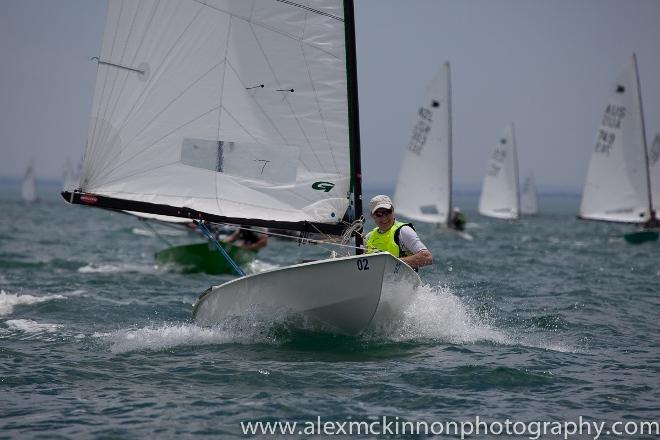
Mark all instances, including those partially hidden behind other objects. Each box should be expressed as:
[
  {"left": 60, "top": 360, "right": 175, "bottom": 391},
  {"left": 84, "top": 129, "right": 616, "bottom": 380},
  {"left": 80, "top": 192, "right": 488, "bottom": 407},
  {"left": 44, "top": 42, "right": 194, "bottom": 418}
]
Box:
[
  {"left": 579, "top": 54, "right": 651, "bottom": 223},
  {"left": 74, "top": 0, "right": 355, "bottom": 231},
  {"left": 21, "top": 160, "right": 38, "bottom": 202},
  {"left": 649, "top": 133, "right": 660, "bottom": 212},
  {"left": 478, "top": 123, "right": 520, "bottom": 219},
  {"left": 520, "top": 172, "right": 538, "bottom": 215},
  {"left": 394, "top": 62, "right": 452, "bottom": 224}
]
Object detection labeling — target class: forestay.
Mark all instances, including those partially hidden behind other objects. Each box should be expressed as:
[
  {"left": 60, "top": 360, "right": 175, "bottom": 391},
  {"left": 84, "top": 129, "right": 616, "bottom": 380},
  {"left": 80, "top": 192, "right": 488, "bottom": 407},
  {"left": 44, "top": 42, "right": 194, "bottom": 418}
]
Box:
[
  {"left": 394, "top": 62, "right": 452, "bottom": 224},
  {"left": 479, "top": 123, "right": 520, "bottom": 219},
  {"left": 73, "top": 0, "right": 356, "bottom": 234},
  {"left": 579, "top": 54, "right": 651, "bottom": 223}
]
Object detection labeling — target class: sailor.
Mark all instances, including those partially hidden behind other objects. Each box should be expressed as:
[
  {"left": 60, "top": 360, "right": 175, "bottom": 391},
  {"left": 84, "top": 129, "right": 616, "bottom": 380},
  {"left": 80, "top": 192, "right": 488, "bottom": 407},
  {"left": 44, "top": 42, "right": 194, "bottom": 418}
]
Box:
[
  {"left": 643, "top": 210, "right": 660, "bottom": 229},
  {"left": 223, "top": 227, "right": 268, "bottom": 250},
  {"left": 364, "top": 195, "right": 433, "bottom": 270},
  {"left": 450, "top": 207, "right": 466, "bottom": 231}
]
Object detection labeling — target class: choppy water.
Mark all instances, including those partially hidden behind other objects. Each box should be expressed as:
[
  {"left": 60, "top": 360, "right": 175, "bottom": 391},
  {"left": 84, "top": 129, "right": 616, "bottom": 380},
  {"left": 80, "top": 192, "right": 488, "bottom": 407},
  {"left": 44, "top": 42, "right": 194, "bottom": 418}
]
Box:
[{"left": 1, "top": 186, "right": 659, "bottom": 439}]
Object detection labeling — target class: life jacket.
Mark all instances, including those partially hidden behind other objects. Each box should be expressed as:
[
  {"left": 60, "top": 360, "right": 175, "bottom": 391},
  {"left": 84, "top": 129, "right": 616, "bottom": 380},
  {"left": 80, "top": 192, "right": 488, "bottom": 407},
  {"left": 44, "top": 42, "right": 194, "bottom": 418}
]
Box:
[{"left": 366, "top": 221, "right": 415, "bottom": 257}]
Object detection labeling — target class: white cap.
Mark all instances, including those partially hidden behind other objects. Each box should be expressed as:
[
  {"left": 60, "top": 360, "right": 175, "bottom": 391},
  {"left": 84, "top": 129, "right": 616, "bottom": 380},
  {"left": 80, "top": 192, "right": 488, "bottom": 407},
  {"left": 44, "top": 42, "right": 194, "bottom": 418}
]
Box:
[{"left": 369, "top": 195, "right": 393, "bottom": 215}]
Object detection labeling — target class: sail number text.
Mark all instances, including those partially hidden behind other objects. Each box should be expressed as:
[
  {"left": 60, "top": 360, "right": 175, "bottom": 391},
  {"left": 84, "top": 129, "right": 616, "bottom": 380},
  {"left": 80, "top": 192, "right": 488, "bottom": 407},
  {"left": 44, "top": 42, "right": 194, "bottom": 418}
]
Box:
[{"left": 356, "top": 258, "right": 370, "bottom": 271}]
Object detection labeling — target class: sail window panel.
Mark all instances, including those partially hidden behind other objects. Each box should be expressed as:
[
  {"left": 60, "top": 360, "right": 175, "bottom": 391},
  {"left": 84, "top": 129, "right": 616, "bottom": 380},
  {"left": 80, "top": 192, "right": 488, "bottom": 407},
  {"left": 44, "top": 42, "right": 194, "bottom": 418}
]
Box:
[{"left": 180, "top": 139, "right": 299, "bottom": 184}]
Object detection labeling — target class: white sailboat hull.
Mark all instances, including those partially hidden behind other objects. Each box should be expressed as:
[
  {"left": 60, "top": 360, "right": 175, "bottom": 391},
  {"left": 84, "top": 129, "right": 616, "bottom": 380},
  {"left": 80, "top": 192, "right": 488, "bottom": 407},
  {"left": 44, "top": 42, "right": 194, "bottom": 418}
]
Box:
[{"left": 192, "top": 253, "right": 421, "bottom": 335}]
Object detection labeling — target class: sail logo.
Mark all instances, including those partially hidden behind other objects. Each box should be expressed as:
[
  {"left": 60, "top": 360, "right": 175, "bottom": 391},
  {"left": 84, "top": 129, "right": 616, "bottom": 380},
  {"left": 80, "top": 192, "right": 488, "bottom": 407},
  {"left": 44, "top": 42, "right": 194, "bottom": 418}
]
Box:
[{"left": 312, "top": 181, "right": 335, "bottom": 192}]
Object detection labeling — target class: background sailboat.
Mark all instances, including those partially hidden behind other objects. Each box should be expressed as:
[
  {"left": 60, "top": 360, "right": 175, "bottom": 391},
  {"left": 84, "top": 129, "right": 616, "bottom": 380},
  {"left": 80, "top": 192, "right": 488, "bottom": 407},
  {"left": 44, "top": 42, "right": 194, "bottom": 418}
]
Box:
[
  {"left": 21, "top": 160, "right": 38, "bottom": 202},
  {"left": 394, "top": 62, "right": 452, "bottom": 225},
  {"left": 63, "top": 0, "right": 420, "bottom": 335},
  {"left": 579, "top": 54, "right": 658, "bottom": 243},
  {"left": 478, "top": 123, "right": 520, "bottom": 219},
  {"left": 520, "top": 172, "right": 539, "bottom": 215},
  {"left": 650, "top": 133, "right": 660, "bottom": 212},
  {"left": 392, "top": 62, "right": 472, "bottom": 240}
]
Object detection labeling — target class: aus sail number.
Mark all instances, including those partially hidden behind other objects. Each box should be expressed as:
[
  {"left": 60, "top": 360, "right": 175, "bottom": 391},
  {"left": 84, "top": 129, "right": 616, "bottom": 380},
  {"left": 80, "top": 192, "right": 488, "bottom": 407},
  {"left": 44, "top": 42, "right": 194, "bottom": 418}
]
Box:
[{"left": 356, "top": 258, "right": 370, "bottom": 271}]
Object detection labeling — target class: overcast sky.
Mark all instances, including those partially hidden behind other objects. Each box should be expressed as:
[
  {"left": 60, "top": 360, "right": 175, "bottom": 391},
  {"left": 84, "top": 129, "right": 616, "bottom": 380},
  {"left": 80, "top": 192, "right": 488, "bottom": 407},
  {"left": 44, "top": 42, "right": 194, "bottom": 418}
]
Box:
[{"left": 1, "top": 0, "right": 659, "bottom": 192}]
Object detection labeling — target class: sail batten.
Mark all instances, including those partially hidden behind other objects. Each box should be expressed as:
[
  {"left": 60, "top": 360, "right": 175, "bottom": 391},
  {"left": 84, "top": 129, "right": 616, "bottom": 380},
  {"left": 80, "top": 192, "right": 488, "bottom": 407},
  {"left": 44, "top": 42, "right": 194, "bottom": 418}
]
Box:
[{"left": 72, "top": 0, "right": 356, "bottom": 231}]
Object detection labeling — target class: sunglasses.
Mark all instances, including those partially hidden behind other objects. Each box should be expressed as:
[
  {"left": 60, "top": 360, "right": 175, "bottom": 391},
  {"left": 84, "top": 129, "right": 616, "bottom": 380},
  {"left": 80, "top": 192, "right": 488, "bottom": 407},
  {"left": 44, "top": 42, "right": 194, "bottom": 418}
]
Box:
[{"left": 373, "top": 209, "right": 393, "bottom": 218}]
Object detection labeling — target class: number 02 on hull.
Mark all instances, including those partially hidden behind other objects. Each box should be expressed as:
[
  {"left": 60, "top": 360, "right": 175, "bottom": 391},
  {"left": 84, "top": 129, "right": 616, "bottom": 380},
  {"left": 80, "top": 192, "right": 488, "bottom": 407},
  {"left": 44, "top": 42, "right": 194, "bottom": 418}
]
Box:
[{"left": 192, "top": 252, "right": 421, "bottom": 335}]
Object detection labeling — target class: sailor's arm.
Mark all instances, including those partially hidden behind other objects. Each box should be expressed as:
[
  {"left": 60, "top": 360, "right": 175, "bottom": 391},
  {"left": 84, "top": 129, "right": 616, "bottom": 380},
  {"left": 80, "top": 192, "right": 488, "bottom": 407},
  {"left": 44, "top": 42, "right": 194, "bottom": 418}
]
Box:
[{"left": 401, "top": 249, "right": 433, "bottom": 269}]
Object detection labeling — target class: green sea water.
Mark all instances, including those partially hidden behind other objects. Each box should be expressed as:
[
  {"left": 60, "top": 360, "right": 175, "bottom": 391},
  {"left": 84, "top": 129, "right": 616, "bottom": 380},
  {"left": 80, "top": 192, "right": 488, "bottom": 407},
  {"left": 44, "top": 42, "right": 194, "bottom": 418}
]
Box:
[{"left": 1, "top": 186, "right": 659, "bottom": 439}]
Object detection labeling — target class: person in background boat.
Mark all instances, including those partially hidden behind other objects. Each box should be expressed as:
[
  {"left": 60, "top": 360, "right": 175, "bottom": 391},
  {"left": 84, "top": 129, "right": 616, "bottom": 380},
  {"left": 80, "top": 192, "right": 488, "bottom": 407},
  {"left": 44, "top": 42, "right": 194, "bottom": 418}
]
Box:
[
  {"left": 450, "top": 207, "right": 466, "bottom": 232},
  {"left": 364, "top": 195, "right": 433, "bottom": 270},
  {"left": 643, "top": 210, "right": 660, "bottom": 229},
  {"left": 223, "top": 227, "right": 268, "bottom": 250}
]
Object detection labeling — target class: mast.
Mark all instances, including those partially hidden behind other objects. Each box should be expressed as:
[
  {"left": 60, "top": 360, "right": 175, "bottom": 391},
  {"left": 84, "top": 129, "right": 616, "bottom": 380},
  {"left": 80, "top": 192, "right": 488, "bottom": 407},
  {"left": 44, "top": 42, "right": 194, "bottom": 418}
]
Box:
[
  {"left": 343, "top": 0, "right": 364, "bottom": 253},
  {"left": 446, "top": 61, "right": 453, "bottom": 227},
  {"left": 633, "top": 53, "right": 653, "bottom": 215},
  {"left": 512, "top": 122, "right": 521, "bottom": 218}
]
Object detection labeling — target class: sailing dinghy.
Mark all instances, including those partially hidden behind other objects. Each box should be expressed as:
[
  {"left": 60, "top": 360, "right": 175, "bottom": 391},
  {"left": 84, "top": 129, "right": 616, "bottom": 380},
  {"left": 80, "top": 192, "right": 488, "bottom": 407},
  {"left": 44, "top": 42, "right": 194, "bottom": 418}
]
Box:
[
  {"left": 478, "top": 123, "right": 520, "bottom": 220},
  {"left": 393, "top": 62, "right": 472, "bottom": 240},
  {"left": 62, "top": 0, "right": 420, "bottom": 335},
  {"left": 579, "top": 54, "right": 658, "bottom": 244}
]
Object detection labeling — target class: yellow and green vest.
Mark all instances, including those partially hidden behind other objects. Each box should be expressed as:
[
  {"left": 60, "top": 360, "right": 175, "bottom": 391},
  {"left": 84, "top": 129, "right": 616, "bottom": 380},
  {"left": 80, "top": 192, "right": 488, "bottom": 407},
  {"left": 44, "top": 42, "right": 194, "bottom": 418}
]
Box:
[{"left": 366, "top": 221, "right": 414, "bottom": 257}]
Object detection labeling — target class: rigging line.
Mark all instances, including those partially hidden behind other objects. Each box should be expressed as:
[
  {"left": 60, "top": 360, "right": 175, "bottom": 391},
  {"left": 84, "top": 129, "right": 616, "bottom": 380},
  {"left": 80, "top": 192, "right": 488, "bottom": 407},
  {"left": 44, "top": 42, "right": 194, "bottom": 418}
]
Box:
[
  {"left": 94, "top": 4, "right": 206, "bottom": 180},
  {"left": 195, "top": 221, "right": 246, "bottom": 277},
  {"left": 91, "top": 58, "right": 144, "bottom": 75},
  {"left": 192, "top": 0, "right": 343, "bottom": 60},
  {"left": 274, "top": 0, "right": 343, "bottom": 22},
  {"left": 137, "top": 217, "right": 173, "bottom": 247},
  {"left": 223, "top": 224, "right": 361, "bottom": 252}
]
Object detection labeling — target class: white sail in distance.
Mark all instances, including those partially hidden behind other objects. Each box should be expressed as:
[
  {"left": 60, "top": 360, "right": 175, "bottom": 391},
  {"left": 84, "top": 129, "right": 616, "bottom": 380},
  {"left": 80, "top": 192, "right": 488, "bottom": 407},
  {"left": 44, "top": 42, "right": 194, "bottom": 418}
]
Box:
[
  {"left": 75, "top": 0, "right": 355, "bottom": 232},
  {"left": 394, "top": 62, "right": 452, "bottom": 224},
  {"left": 649, "top": 133, "right": 660, "bottom": 213},
  {"left": 479, "top": 123, "right": 520, "bottom": 219},
  {"left": 21, "top": 160, "right": 38, "bottom": 202},
  {"left": 579, "top": 54, "right": 651, "bottom": 223},
  {"left": 520, "top": 173, "right": 539, "bottom": 215}
]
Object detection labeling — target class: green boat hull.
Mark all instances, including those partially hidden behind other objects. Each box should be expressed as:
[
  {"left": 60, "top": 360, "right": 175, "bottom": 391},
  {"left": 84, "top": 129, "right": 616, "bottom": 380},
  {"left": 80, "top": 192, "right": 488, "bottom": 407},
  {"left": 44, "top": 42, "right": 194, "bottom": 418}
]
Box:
[
  {"left": 623, "top": 230, "right": 659, "bottom": 244},
  {"left": 155, "top": 242, "right": 256, "bottom": 275}
]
